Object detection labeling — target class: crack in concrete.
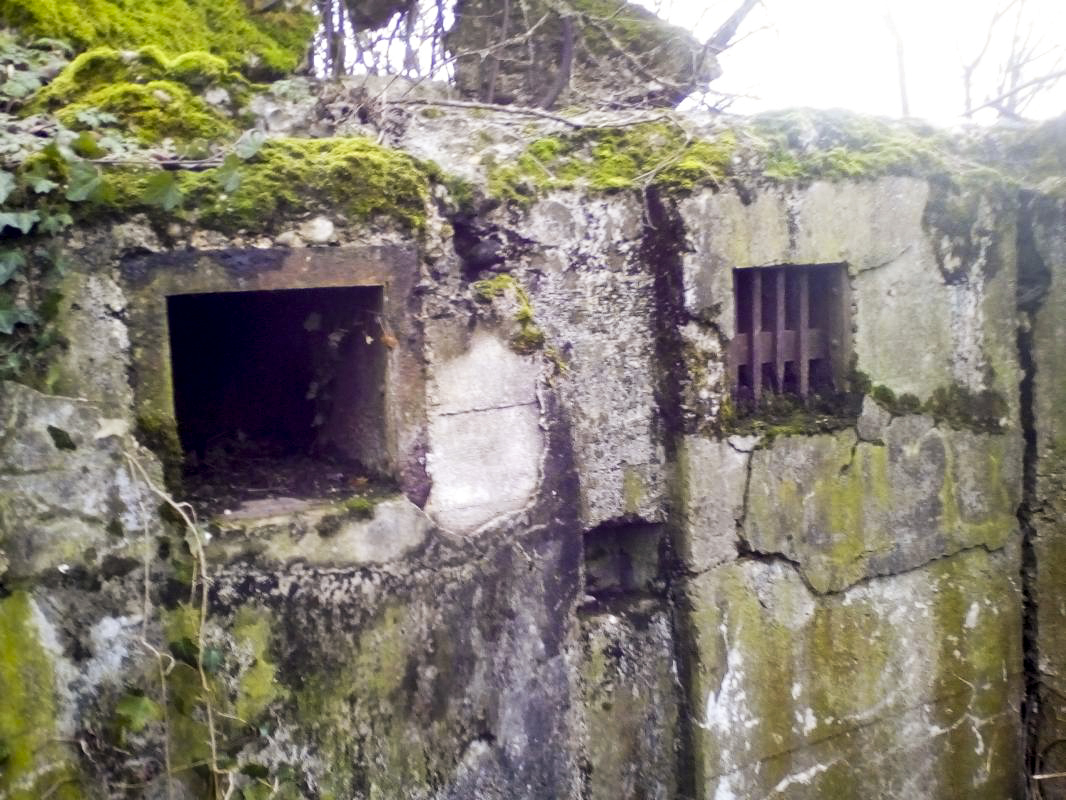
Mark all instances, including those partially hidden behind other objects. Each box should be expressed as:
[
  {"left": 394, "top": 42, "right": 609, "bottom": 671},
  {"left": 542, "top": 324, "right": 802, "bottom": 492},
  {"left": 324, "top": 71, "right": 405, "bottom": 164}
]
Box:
[
  {"left": 692, "top": 539, "right": 1009, "bottom": 600},
  {"left": 1014, "top": 191, "right": 1051, "bottom": 791},
  {"left": 733, "top": 444, "right": 755, "bottom": 556},
  {"left": 853, "top": 245, "right": 914, "bottom": 275},
  {"left": 430, "top": 400, "right": 540, "bottom": 418}
]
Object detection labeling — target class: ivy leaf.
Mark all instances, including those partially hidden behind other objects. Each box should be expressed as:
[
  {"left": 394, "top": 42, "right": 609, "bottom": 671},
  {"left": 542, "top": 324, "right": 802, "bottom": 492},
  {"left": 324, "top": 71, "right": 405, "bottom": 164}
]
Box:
[
  {"left": 73, "top": 108, "right": 119, "bottom": 129},
  {"left": 0, "top": 210, "right": 40, "bottom": 234},
  {"left": 114, "top": 694, "right": 162, "bottom": 734},
  {"left": 0, "top": 297, "right": 36, "bottom": 334},
  {"left": 0, "top": 310, "right": 19, "bottom": 334},
  {"left": 240, "top": 763, "right": 270, "bottom": 780},
  {"left": 168, "top": 636, "right": 199, "bottom": 666},
  {"left": 0, "top": 72, "right": 42, "bottom": 99},
  {"left": 65, "top": 160, "right": 103, "bottom": 202},
  {"left": 142, "top": 171, "right": 183, "bottom": 211},
  {"left": 234, "top": 129, "right": 266, "bottom": 160},
  {"left": 38, "top": 211, "right": 73, "bottom": 235},
  {"left": 214, "top": 153, "right": 242, "bottom": 193},
  {"left": 0, "top": 171, "right": 14, "bottom": 204},
  {"left": 27, "top": 175, "right": 59, "bottom": 194},
  {"left": 0, "top": 249, "right": 26, "bottom": 285},
  {"left": 200, "top": 646, "right": 224, "bottom": 674}
]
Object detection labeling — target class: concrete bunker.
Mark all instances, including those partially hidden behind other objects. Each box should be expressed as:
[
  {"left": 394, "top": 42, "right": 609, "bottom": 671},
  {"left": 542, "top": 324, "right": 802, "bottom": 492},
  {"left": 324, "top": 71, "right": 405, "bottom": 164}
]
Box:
[{"left": 167, "top": 285, "right": 389, "bottom": 505}]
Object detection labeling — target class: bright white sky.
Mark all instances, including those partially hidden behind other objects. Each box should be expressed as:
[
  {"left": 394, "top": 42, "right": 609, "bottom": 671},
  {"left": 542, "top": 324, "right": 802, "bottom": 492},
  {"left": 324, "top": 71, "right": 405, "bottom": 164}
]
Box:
[{"left": 636, "top": 0, "right": 1066, "bottom": 123}]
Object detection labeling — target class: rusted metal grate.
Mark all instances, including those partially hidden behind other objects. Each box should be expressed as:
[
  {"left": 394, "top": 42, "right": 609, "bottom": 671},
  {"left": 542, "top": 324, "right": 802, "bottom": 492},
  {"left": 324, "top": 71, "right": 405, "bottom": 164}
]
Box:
[{"left": 729, "top": 264, "right": 844, "bottom": 403}]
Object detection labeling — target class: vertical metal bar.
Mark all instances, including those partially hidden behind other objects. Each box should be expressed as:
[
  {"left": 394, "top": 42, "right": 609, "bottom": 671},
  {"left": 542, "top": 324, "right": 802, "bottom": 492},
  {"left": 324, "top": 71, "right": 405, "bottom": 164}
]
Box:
[
  {"left": 774, "top": 269, "right": 785, "bottom": 393},
  {"left": 798, "top": 270, "right": 810, "bottom": 396},
  {"left": 750, "top": 270, "right": 762, "bottom": 402},
  {"left": 732, "top": 270, "right": 743, "bottom": 392}
]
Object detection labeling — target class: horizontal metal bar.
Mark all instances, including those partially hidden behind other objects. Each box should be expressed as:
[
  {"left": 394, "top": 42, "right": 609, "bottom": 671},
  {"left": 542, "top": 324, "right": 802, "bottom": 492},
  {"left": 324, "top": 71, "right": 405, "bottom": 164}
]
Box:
[{"left": 728, "top": 329, "right": 828, "bottom": 366}]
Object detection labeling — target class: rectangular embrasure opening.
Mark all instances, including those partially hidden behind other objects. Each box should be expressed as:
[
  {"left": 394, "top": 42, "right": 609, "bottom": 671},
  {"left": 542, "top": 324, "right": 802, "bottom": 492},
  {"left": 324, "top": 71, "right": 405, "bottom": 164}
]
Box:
[
  {"left": 166, "top": 285, "right": 388, "bottom": 510},
  {"left": 730, "top": 263, "right": 848, "bottom": 405}
]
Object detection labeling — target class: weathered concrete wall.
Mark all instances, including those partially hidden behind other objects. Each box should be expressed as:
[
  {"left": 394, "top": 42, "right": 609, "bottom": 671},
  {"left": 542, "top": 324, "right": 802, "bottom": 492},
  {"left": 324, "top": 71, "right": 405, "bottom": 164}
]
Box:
[
  {"left": 669, "top": 174, "right": 1025, "bottom": 799},
  {"left": 0, "top": 104, "right": 1056, "bottom": 800}
]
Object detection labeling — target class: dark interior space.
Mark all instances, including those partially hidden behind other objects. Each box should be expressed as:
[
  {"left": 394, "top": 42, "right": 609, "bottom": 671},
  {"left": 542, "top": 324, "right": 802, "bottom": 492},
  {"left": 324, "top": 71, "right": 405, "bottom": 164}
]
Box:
[
  {"left": 166, "top": 285, "right": 388, "bottom": 511},
  {"left": 732, "top": 263, "right": 846, "bottom": 401},
  {"left": 583, "top": 523, "right": 666, "bottom": 599}
]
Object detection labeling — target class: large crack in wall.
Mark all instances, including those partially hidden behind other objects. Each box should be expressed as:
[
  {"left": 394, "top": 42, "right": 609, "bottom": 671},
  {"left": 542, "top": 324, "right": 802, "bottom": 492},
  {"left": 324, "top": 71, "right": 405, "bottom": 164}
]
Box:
[{"left": 1016, "top": 189, "right": 1051, "bottom": 795}]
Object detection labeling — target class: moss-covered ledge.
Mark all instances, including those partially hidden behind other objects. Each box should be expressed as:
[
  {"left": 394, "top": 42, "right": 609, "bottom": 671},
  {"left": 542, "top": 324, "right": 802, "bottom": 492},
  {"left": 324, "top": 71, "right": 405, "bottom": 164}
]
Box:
[{"left": 0, "top": 0, "right": 316, "bottom": 79}]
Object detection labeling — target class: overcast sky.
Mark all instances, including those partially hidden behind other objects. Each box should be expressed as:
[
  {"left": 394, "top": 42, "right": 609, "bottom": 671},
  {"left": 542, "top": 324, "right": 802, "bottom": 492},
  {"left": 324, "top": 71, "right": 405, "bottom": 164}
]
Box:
[{"left": 636, "top": 0, "right": 1066, "bottom": 123}]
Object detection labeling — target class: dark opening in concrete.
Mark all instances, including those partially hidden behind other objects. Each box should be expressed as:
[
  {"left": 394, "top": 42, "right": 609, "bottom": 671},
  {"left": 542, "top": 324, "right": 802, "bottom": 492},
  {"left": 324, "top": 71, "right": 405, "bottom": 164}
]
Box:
[
  {"left": 730, "top": 263, "right": 850, "bottom": 403},
  {"left": 583, "top": 523, "right": 666, "bottom": 599},
  {"left": 166, "top": 285, "right": 388, "bottom": 508}
]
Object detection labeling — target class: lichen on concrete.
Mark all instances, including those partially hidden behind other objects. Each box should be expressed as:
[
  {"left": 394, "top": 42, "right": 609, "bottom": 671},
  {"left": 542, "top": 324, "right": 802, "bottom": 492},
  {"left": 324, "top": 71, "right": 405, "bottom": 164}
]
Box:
[
  {"left": 684, "top": 545, "right": 1023, "bottom": 799},
  {"left": 0, "top": 592, "right": 81, "bottom": 800},
  {"left": 743, "top": 418, "right": 1021, "bottom": 593}
]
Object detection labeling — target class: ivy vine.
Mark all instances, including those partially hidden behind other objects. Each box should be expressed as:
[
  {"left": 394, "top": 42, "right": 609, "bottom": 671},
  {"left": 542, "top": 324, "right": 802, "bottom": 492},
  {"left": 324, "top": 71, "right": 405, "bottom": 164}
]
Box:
[{"left": 0, "top": 28, "right": 266, "bottom": 382}]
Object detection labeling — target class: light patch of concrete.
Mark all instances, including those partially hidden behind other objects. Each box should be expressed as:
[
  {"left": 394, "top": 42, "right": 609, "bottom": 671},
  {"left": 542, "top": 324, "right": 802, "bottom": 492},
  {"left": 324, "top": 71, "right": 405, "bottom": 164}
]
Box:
[
  {"left": 425, "top": 331, "right": 543, "bottom": 534},
  {"left": 333, "top": 497, "right": 434, "bottom": 563},
  {"left": 675, "top": 435, "right": 747, "bottom": 572},
  {"left": 208, "top": 496, "right": 433, "bottom": 566}
]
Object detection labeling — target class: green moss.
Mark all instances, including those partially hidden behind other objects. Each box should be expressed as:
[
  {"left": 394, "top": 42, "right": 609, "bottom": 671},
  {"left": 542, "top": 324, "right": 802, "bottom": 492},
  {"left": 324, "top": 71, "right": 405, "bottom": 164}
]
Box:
[
  {"left": 719, "top": 385, "right": 864, "bottom": 440},
  {"left": 293, "top": 603, "right": 433, "bottom": 798},
  {"left": 0, "top": 592, "right": 82, "bottom": 799},
  {"left": 925, "top": 383, "right": 1008, "bottom": 433},
  {"left": 471, "top": 273, "right": 517, "bottom": 301},
  {"left": 233, "top": 607, "right": 281, "bottom": 723},
  {"left": 97, "top": 137, "right": 432, "bottom": 232},
  {"left": 0, "top": 0, "right": 316, "bottom": 79},
  {"left": 490, "top": 109, "right": 1013, "bottom": 205},
  {"left": 488, "top": 123, "right": 735, "bottom": 203},
  {"left": 33, "top": 46, "right": 166, "bottom": 107},
  {"left": 58, "top": 80, "right": 233, "bottom": 143},
  {"left": 870, "top": 384, "right": 922, "bottom": 416},
  {"left": 135, "top": 406, "right": 182, "bottom": 481},
  {"left": 472, "top": 273, "right": 545, "bottom": 354},
  {"left": 27, "top": 46, "right": 243, "bottom": 144},
  {"left": 32, "top": 46, "right": 245, "bottom": 110},
  {"left": 745, "top": 109, "right": 957, "bottom": 182},
  {"left": 510, "top": 323, "right": 545, "bottom": 354},
  {"left": 340, "top": 495, "right": 376, "bottom": 519},
  {"left": 166, "top": 51, "right": 232, "bottom": 88}
]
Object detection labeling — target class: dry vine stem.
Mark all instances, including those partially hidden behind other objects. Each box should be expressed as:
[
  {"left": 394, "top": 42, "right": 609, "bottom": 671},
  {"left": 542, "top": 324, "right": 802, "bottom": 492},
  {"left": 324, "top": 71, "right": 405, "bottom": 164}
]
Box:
[
  {"left": 124, "top": 450, "right": 235, "bottom": 799},
  {"left": 126, "top": 451, "right": 175, "bottom": 800}
]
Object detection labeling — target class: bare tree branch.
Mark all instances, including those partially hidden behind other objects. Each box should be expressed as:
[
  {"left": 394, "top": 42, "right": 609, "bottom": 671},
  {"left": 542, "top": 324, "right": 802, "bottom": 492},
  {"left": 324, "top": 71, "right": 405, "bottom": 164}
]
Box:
[
  {"left": 539, "top": 13, "right": 575, "bottom": 109},
  {"left": 884, "top": 12, "right": 909, "bottom": 117},
  {"left": 706, "top": 0, "right": 761, "bottom": 54},
  {"left": 970, "top": 66, "right": 1066, "bottom": 115}
]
